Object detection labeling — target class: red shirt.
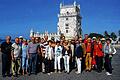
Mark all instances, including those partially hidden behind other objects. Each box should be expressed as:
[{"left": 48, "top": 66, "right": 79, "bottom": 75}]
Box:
[
  {"left": 84, "top": 39, "right": 88, "bottom": 44},
  {"left": 93, "top": 43, "right": 103, "bottom": 57},
  {"left": 86, "top": 43, "right": 92, "bottom": 53}
]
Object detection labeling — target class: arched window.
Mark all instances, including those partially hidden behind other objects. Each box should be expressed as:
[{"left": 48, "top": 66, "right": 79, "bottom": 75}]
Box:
[
  {"left": 66, "top": 17, "right": 68, "bottom": 20},
  {"left": 65, "top": 23, "right": 69, "bottom": 26},
  {"left": 67, "top": 11, "right": 69, "bottom": 14},
  {"left": 66, "top": 30, "right": 68, "bottom": 33}
]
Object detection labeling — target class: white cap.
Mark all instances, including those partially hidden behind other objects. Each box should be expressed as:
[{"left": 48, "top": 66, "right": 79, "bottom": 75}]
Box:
[
  {"left": 92, "top": 37, "right": 96, "bottom": 39},
  {"left": 101, "top": 38, "right": 105, "bottom": 41},
  {"left": 19, "top": 36, "right": 23, "bottom": 39}
]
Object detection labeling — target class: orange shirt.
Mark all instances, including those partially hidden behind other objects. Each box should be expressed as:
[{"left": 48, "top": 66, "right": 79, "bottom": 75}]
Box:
[
  {"left": 86, "top": 43, "right": 92, "bottom": 53},
  {"left": 93, "top": 43, "right": 103, "bottom": 57}
]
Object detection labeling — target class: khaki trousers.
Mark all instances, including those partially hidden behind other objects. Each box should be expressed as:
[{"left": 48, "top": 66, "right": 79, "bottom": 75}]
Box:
[
  {"left": 12, "top": 59, "right": 20, "bottom": 75},
  {"left": 85, "top": 53, "right": 92, "bottom": 70}
]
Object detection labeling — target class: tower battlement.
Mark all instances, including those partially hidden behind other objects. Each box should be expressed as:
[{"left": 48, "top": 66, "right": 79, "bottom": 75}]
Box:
[{"left": 30, "top": 1, "right": 82, "bottom": 40}]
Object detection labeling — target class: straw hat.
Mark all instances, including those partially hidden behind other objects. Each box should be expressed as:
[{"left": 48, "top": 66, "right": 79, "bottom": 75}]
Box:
[
  {"left": 92, "top": 37, "right": 97, "bottom": 40},
  {"left": 87, "top": 38, "right": 91, "bottom": 41},
  {"left": 101, "top": 38, "right": 105, "bottom": 41}
]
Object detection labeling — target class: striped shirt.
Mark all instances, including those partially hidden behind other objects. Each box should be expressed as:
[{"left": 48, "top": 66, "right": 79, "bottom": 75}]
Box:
[{"left": 41, "top": 41, "right": 48, "bottom": 55}]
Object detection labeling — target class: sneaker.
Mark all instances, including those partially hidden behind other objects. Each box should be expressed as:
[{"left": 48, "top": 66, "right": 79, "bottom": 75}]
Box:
[
  {"left": 8, "top": 74, "right": 11, "bottom": 77},
  {"left": 54, "top": 70, "right": 57, "bottom": 73},
  {"left": 107, "top": 73, "right": 112, "bottom": 75},
  {"left": 58, "top": 71, "right": 61, "bottom": 73},
  {"left": 12, "top": 74, "right": 16, "bottom": 77},
  {"left": 47, "top": 73, "right": 50, "bottom": 75},
  {"left": 85, "top": 69, "right": 89, "bottom": 72},
  {"left": 88, "top": 69, "right": 91, "bottom": 72},
  {"left": 17, "top": 72, "right": 20, "bottom": 75},
  {"left": 2, "top": 75, "right": 6, "bottom": 78},
  {"left": 28, "top": 73, "right": 31, "bottom": 76},
  {"left": 34, "top": 72, "right": 37, "bottom": 75},
  {"left": 75, "top": 71, "right": 80, "bottom": 74},
  {"left": 106, "top": 72, "right": 112, "bottom": 75},
  {"left": 67, "top": 72, "right": 70, "bottom": 74},
  {"left": 97, "top": 70, "right": 102, "bottom": 73},
  {"left": 12, "top": 73, "right": 16, "bottom": 77},
  {"left": 42, "top": 69, "right": 45, "bottom": 73},
  {"left": 7, "top": 73, "right": 11, "bottom": 77},
  {"left": 64, "top": 71, "right": 67, "bottom": 73}
]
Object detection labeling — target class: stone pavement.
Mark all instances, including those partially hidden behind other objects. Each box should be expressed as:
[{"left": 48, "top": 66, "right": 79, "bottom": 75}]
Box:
[{"left": 0, "top": 48, "right": 120, "bottom": 80}]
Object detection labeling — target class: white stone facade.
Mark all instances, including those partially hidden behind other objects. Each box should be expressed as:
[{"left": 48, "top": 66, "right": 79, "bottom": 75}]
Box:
[
  {"left": 30, "top": 29, "right": 60, "bottom": 40},
  {"left": 30, "top": 1, "right": 82, "bottom": 40},
  {"left": 58, "top": 1, "right": 82, "bottom": 39}
]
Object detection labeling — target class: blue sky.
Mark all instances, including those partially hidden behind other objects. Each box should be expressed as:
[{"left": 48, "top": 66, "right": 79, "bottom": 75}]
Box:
[{"left": 0, "top": 0, "right": 120, "bottom": 39}]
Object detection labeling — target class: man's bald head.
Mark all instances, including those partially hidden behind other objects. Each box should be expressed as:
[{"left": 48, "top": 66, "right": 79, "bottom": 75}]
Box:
[{"left": 6, "top": 36, "right": 11, "bottom": 43}]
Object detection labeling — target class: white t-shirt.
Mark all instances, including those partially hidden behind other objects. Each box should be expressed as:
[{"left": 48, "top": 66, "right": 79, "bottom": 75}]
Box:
[
  {"left": 55, "top": 45, "right": 62, "bottom": 57},
  {"left": 45, "top": 45, "right": 54, "bottom": 60},
  {"left": 12, "top": 43, "right": 21, "bottom": 58}
]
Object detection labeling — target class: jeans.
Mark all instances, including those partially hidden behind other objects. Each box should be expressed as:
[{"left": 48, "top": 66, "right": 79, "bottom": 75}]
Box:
[
  {"left": 60, "top": 58, "right": 64, "bottom": 71},
  {"left": 36, "top": 54, "right": 43, "bottom": 72},
  {"left": 45, "top": 58, "right": 54, "bottom": 73},
  {"left": 77, "top": 58, "right": 82, "bottom": 73},
  {"left": 54, "top": 56, "right": 61, "bottom": 70},
  {"left": 104, "top": 54, "right": 112, "bottom": 74},
  {"left": 81, "top": 57, "right": 86, "bottom": 72},
  {"left": 2, "top": 53, "right": 11, "bottom": 76},
  {"left": 63, "top": 55, "right": 70, "bottom": 73},
  {"left": 29, "top": 53, "right": 37, "bottom": 74},
  {"left": 22, "top": 57, "right": 28, "bottom": 70},
  {"left": 96, "top": 56, "right": 103, "bottom": 72}
]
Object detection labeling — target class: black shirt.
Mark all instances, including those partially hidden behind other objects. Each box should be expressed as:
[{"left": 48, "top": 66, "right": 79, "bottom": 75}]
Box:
[
  {"left": 1, "top": 42, "right": 12, "bottom": 55},
  {"left": 75, "top": 45, "right": 83, "bottom": 58}
]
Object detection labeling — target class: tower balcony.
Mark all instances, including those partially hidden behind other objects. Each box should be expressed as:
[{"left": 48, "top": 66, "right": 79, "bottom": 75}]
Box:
[{"left": 58, "top": 12, "right": 80, "bottom": 17}]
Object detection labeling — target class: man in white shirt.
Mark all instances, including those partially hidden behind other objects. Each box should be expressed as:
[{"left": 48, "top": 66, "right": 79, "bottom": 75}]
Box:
[{"left": 11, "top": 37, "right": 21, "bottom": 77}]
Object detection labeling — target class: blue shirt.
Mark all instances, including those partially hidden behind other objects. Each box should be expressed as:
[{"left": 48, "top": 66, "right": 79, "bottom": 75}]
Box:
[{"left": 22, "top": 44, "right": 28, "bottom": 57}]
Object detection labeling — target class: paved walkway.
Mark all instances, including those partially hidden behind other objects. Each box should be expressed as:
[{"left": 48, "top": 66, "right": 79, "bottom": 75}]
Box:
[{"left": 0, "top": 48, "right": 120, "bottom": 80}]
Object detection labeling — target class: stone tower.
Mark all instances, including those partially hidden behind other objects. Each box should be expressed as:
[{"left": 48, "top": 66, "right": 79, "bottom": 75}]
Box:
[
  {"left": 57, "top": 1, "right": 82, "bottom": 39},
  {"left": 30, "top": 29, "right": 34, "bottom": 37}
]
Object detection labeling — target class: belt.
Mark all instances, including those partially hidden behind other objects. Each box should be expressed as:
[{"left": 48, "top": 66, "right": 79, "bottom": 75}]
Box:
[
  {"left": 29, "top": 53, "right": 37, "bottom": 54},
  {"left": 65, "top": 54, "right": 69, "bottom": 55}
]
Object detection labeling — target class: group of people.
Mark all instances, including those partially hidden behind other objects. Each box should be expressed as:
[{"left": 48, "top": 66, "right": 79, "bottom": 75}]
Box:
[{"left": 1, "top": 34, "right": 116, "bottom": 77}]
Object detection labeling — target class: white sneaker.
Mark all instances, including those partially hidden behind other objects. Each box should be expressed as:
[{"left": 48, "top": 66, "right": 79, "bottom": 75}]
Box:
[
  {"left": 106, "top": 72, "right": 112, "bottom": 75},
  {"left": 75, "top": 71, "right": 80, "bottom": 74},
  {"left": 47, "top": 73, "right": 51, "bottom": 75},
  {"left": 58, "top": 71, "right": 61, "bottom": 73},
  {"left": 54, "top": 70, "right": 57, "bottom": 73},
  {"left": 42, "top": 69, "right": 45, "bottom": 72}
]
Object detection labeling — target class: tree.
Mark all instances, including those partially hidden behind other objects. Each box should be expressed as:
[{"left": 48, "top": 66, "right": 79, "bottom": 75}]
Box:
[
  {"left": 89, "top": 33, "right": 104, "bottom": 38},
  {"left": 104, "top": 31, "right": 110, "bottom": 38},
  {"left": 110, "top": 32, "right": 117, "bottom": 41},
  {"left": 118, "top": 30, "right": 120, "bottom": 36}
]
